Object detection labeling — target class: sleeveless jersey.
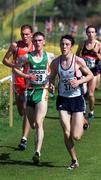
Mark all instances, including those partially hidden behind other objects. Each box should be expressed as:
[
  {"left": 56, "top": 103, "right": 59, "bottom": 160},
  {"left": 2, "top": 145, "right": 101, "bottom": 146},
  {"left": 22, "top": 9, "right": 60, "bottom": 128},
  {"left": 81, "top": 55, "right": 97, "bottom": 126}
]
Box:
[
  {"left": 26, "top": 51, "right": 49, "bottom": 90},
  {"left": 13, "top": 41, "right": 33, "bottom": 94},
  {"left": 58, "top": 55, "right": 82, "bottom": 98},
  {"left": 81, "top": 42, "right": 98, "bottom": 69}
]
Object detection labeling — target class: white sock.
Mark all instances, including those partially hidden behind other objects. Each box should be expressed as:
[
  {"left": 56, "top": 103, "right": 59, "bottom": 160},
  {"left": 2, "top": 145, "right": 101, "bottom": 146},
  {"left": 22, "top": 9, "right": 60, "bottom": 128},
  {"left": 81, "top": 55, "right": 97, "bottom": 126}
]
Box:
[
  {"left": 90, "top": 111, "right": 94, "bottom": 115},
  {"left": 22, "top": 136, "right": 27, "bottom": 141}
]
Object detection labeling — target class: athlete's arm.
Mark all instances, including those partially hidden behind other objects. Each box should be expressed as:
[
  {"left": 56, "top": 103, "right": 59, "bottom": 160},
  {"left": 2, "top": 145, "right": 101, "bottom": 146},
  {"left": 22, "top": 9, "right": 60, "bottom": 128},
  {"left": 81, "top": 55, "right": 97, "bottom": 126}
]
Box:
[
  {"left": 70, "top": 57, "right": 93, "bottom": 88},
  {"left": 13, "top": 68, "right": 35, "bottom": 81},
  {"left": 96, "top": 42, "right": 101, "bottom": 60},
  {"left": 49, "top": 58, "right": 58, "bottom": 84},
  {"left": 49, "top": 58, "right": 58, "bottom": 92},
  {"left": 77, "top": 57, "right": 94, "bottom": 84},
  {"left": 2, "top": 42, "right": 17, "bottom": 68}
]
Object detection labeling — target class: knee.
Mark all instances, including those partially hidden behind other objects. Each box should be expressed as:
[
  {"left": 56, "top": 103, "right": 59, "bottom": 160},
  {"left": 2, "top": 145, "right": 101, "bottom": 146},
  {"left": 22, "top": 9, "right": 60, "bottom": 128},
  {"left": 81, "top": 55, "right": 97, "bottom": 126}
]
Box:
[
  {"left": 72, "top": 134, "right": 81, "bottom": 141},
  {"left": 35, "top": 121, "right": 43, "bottom": 129},
  {"left": 88, "top": 90, "right": 94, "bottom": 96},
  {"left": 64, "top": 130, "right": 70, "bottom": 139},
  {"left": 89, "top": 94, "right": 94, "bottom": 98}
]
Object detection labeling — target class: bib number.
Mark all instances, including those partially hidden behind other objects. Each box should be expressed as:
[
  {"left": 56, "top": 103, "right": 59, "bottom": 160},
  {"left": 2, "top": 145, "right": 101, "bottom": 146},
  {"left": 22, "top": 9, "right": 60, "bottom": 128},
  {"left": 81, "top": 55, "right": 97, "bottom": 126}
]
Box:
[{"left": 84, "top": 58, "right": 95, "bottom": 69}]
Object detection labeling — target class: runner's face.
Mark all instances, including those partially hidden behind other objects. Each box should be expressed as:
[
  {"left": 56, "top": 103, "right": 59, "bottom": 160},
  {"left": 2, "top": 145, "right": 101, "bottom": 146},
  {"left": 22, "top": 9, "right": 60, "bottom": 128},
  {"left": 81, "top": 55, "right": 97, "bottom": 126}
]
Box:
[
  {"left": 33, "top": 35, "right": 45, "bottom": 51},
  {"left": 60, "top": 38, "right": 72, "bottom": 55},
  {"left": 86, "top": 28, "right": 96, "bottom": 40},
  {"left": 21, "top": 28, "right": 32, "bottom": 44}
]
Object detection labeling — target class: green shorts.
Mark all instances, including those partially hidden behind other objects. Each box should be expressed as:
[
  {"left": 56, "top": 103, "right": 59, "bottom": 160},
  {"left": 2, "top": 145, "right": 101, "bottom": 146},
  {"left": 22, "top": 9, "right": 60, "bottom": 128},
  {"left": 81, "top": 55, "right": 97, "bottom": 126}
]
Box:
[{"left": 27, "top": 88, "right": 48, "bottom": 106}]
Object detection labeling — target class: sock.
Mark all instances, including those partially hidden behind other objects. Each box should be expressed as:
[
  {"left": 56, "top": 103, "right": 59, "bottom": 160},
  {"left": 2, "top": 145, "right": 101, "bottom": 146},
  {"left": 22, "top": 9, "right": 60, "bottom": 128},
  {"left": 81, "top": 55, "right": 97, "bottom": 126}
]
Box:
[
  {"left": 22, "top": 136, "right": 27, "bottom": 141},
  {"left": 90, "top": 111, "right": 94, "bottom": 115},
  {"left": 35, "top": 151, "right": 41, "bottom": 156}
]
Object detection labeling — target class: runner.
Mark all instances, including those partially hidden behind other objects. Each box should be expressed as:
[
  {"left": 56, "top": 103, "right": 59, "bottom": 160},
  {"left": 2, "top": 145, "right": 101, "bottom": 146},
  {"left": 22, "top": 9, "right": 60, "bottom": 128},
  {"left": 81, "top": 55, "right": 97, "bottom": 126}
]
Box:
[
  {"left": 49, "top": 34, "right": 93, "bottom": 169},
  {"left": 76, "top": 25, "right": 101, "bottom": 120},
  {"left": 14, "top": 31, "right": 55, "bottom": 164},
  {"left": 2, "top": 24, "right": 34, "bottom": 150}
]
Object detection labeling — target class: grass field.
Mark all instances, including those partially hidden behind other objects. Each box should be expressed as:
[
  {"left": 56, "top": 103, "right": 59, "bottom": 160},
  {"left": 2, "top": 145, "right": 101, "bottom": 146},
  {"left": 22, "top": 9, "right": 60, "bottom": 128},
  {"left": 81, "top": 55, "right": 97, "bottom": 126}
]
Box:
[
  {"left": 0, "top": 89, "right": 101, "bottom": 180},
  {"left": 0, "top": 43, "right": 101, "bottom": 180}
]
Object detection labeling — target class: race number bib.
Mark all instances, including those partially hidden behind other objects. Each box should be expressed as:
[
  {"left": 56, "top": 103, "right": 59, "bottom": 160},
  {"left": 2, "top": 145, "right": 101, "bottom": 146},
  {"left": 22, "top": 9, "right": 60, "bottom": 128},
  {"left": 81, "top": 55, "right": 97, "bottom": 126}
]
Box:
[
  {"left": 61, "top": 79, "right": 75, "bottom": 94},
  {"left": 29, "top": 69, "right": 47, "bottom": 85},
  {"left": 84, "top": 57, "right": 95, "bottom": 69}
]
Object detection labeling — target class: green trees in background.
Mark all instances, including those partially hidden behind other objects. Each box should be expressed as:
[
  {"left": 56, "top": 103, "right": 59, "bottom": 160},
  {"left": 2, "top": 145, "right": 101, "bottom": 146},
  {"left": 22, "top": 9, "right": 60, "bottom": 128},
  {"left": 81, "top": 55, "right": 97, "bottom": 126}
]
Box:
[
  {"left": 54, "top": 0, "right": 100, "bottom": 20},
  {"left": 0, "top": 0, "right": 22, "bottom": 16}
]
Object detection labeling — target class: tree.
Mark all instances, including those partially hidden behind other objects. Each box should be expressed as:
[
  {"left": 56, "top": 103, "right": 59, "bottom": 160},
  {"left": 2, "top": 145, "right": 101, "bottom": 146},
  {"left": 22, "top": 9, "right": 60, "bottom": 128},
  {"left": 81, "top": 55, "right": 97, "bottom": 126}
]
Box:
[
  {"left": 54, "top": 0, "right": 99, "bottom": 20},
  {"left": 0, "top": 0, "right": 22, "bottom": 15}
]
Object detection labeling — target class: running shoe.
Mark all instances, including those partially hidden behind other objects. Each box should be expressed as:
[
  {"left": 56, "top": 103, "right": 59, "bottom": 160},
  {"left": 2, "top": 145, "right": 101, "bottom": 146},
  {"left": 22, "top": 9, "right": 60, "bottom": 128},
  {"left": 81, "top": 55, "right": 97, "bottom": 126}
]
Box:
[
  {"left": 67, "top": 159, "right": 79, "bottom": 170},
  {"left": 88, "top": 112, "right": 94, "bottom": 121},
  {"left": 83, "top": 123, "right": 89, "bottom": 130},
  {"left": 18, "top": 138, "right": 27, "bottom": 151},
  {"left": 32, "top": 152, "right": 40, "bottom": 165},
  {"left": 83, "top": 118, "right": 89, "bottom": 130}
]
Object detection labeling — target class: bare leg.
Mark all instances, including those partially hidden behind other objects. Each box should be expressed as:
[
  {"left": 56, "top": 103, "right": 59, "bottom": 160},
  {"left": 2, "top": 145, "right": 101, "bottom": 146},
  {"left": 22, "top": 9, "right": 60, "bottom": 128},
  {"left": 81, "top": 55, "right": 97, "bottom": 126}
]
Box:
[
  {"left": 22, "top": 114, "right": 30, "bottom": 138},
  {"left": 34, "top": 101, "right": 47, "bottom": 153},
  {"left": 26, "top": 100, "right": 47, "bottom": 153},
  {"left": 15, "top": 93, "right": 24, "bottom": 116},
  {"left": 16, "top": 93, "right": 30, "bottom": 150},
  {"left": 59, "top": 111, "right": 78, "bottom": 161},
  {"left": 88, "top": 77, "right": 97, "bottom": 112}
]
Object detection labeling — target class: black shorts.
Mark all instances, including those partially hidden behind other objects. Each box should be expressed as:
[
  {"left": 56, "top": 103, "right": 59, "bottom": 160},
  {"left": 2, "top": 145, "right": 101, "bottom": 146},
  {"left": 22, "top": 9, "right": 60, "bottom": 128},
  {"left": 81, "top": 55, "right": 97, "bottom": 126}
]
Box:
[
  {"left": 90, "top": 66, "right": 99, "bottom": 76},
  {"left": 56, "top": 95, "right": 84, "bottom": 113}
]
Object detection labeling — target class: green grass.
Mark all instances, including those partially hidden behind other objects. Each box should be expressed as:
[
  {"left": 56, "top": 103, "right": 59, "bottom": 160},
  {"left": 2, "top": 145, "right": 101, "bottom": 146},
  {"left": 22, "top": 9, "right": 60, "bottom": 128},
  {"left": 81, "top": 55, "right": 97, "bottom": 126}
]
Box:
[{"left": 0, "top": 90, "right": 101, "bottom": 180}]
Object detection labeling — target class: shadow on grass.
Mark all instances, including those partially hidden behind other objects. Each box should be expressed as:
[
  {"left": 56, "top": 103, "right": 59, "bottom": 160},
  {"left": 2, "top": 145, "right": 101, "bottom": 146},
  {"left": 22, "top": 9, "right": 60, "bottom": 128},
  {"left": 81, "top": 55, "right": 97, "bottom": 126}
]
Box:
[
  {"left": 0, "top": 145, "right": 20, "bottom": 151},
  {"left": 0, "top": 155, "right": 64, "bottom": 168},
  {"left": 46, "top": 116, "right": 59, "bottom": 120},
  {"left": 0, "top": 151, "right": 64, "bottom": 168},
  {"left": 0, "top": 153, "right": 10, "bottom": 160}
]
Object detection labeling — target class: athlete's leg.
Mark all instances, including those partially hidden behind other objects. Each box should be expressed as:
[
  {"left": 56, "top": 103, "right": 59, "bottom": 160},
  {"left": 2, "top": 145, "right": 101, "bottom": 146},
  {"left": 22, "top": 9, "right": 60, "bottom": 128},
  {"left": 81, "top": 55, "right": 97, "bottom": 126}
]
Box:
[
  {"left": 59, "top": 110, "right": 78, "bottom": 162},
  {"left": 87, "top": 76, "right": 97, "bottom": 112},
  {"left": 26, "top": 106, "right": 36, "bottom": 129},
  {"left": 34, "top": 100, "right": 48, "bottom": 153},
  {"left": 26, "top": 100, "right": 47, "bottom": 153},
  {"left": 22, "top": 113, "right": 30, "bottom": 138},
  {"left": 17, "top": 93, "right": 31, "bottom": 150},
  {"left": 95, "top": 73, "right": 100, "bottom": 90},
  {"left": 71, "top": 112, "right": 84, "bottom": 140},
  {"left": 15, "top": 93, "right": 24, "bottom": 116}
]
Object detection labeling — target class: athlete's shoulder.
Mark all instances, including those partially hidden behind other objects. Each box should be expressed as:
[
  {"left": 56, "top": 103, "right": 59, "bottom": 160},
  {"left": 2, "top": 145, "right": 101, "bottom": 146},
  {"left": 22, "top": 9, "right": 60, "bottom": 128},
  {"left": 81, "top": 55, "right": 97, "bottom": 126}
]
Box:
[
  {"left": 10, "top": 40, "right": 24, "bottom": 51},
  {"left": 51, "top": 55, "right": 60, "bottom": 68},
  {"left": 75, "top": 54, "right": 85, "bottom": 64},
  {"left": 8, "top": 41, "right": 17, "bottom": 53},
  {"left": 16, "top": 40, "right": 24, "bottom": 47},
  {"left": 95, "top": 39, "right": 101, "bottom": 47}
]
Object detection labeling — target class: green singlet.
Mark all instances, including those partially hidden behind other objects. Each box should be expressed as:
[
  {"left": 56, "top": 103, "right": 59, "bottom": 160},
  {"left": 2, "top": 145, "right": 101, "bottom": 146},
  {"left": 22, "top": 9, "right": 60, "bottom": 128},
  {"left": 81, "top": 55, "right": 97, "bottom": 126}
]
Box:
[{"left": 26, "top": 51, "right": 48, "bottom": 104}]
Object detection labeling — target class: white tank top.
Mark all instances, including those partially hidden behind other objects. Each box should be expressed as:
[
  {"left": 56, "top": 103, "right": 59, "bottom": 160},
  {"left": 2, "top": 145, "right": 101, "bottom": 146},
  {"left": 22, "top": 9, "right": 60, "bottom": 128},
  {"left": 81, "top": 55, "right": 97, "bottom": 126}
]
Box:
[{"left": 58, "top": 55, "right": 81, "bottom": 98}]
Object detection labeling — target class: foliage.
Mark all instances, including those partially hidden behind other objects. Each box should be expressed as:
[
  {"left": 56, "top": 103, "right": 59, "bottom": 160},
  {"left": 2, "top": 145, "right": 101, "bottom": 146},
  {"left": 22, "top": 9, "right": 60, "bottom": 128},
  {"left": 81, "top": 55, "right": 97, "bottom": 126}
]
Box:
[
  {"left": 0, "top": 0, "right": 22, "bottom": 16},
  {"left": 0, "top": 50, "right": 11, "bottom": 79},
  {"left": 54, "top": 0, "right": 100, "bottom": 20},
  {"left": 0, "top": 83, "right": 9, "bottom": 115}
]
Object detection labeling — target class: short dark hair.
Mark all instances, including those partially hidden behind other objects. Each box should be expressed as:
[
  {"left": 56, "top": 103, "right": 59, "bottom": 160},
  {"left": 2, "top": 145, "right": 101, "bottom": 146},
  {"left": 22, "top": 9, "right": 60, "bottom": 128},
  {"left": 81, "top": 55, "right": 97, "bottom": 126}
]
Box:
[
  {"left": 33, "top": 31, "right": 45, "bottom": 39},
  {"left": 60, "top": 34, "right": 75, "bottom": 46},
  {"left": 21, "top": 24, "right": 33, "bottom": 33},
  {"left": 86, "top": 25, "right": 97, "bottom": 34}
]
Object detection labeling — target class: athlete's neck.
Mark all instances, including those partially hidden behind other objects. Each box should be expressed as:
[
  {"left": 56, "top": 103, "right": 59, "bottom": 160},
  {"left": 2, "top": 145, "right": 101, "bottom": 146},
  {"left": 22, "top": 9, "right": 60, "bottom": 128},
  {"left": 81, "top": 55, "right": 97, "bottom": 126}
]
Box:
[
  {"left": 35, "top": 50, "right": 44, "bottom": 58},
  {"left": 87, "top": 38, "right": 96, "bottom": 44},
  {"left": 62, "top": 51, "right": 72, "bottom": 61}
]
